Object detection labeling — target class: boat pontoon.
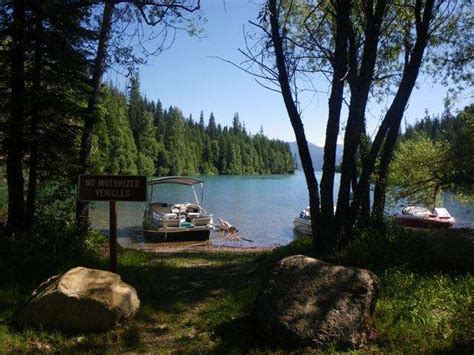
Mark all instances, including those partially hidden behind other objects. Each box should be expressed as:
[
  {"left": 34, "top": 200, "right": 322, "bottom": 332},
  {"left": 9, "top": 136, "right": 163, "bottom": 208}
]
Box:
[{"left": 142, "top": 177, "right": 213, "bottom": 241}]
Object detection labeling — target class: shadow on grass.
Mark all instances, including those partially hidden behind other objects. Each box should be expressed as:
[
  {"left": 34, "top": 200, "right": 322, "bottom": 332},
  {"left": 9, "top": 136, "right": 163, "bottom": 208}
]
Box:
[
  {"left": 2, "top": 226, "right": 472, "bottom": 353},
  {"left": 0, "top": 228, "right": 407, "bottom": 352},
  {"left": 53, "top": 249, "right": 280, "bottom": 353},
  {"left": 119, "top": 254, "right": 263, "bottom": 313},
  {"left": 212, "top": 315, "right": 277, "bottom": 353}
]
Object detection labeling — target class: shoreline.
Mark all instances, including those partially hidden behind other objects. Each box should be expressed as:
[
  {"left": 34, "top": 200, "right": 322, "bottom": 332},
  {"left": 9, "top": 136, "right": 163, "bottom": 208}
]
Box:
[{"left": 120, "top": 239, "right": 276, "bottom": 254}]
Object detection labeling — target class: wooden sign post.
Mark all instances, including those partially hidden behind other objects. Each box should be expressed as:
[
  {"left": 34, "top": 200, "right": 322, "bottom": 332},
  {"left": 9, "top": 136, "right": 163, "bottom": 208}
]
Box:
[
  {"left": 109, "top": 201, "right": 117, "bottom": 272},
  {"left": 78, "top": 175, "right": 147, "bottom": 272}
]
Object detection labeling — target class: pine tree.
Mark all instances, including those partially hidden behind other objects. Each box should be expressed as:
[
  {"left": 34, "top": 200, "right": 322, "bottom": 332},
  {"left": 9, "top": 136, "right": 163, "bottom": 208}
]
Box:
[
  {"left": 128, "top": 76, "right": 159, "bottom": 175},
  {"left": 91, "top": 86, "right": 138, "bottom": 174},
  {"left": 207, "top": 112, "right": 217, "bottom": 140},
  {"left": 232, "top": 112, "right": 242, "bottom": 135},
  {"left": 199, "top": 110, "right": 205, "bottom": 132}
]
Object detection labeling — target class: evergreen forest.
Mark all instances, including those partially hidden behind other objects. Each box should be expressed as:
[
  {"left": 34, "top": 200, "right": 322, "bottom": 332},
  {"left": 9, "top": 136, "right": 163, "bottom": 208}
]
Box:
[{"left": 93, "top": 78, "right": 295, "bottom": 177}]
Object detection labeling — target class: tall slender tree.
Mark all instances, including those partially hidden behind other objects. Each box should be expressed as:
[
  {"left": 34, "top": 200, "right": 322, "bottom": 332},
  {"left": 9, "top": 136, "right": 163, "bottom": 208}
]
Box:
[
  {"left": 267, "top": 0, "right": 323, "bottom": 250},
  {"left": 319, "top": 0, "right": 351, "bottom": 242},
  {"left": 76, "top": 0, "right": 115, "bottom": 224},
  {"left": 6, "top": 0, "right": 26, "bottom": 233}
]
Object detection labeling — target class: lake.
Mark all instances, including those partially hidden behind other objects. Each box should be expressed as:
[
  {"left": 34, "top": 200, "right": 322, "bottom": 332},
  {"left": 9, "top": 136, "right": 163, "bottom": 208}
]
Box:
[{"left": 90, "top": 171, "right": 474, "bottom": 248}]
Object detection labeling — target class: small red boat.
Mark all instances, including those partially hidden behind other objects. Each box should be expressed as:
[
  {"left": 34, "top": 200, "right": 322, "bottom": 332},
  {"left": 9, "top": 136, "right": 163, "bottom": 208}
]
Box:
[{"left": 394, "top": 206, "right": 456, "bottom": 229}]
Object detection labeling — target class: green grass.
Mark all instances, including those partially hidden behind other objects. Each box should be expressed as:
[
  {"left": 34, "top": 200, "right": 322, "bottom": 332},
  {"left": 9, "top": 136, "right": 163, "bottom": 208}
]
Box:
[
  {"left": 0, "top": 228, "right": 473, "bottom": 353},
  {"left": 373, "top": 269, "right": 473, "bottom": 353}
]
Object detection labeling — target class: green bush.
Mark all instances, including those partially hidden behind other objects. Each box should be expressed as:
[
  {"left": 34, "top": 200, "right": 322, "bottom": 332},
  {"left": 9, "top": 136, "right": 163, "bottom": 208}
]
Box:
[
  {"left": 35, "top": 180, "right": 76, "bottom": 227},
  {"left": 337, "top": 224, "right": 431, "bottom": 272},
  {"left": 0, "top": 224, "right": 106, "bottom": 285}
]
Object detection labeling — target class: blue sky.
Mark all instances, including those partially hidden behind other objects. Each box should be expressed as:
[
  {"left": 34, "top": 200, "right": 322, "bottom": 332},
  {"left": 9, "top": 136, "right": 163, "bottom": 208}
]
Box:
[{"left": 106, "top": 0, "right": 469, "bottom": 146}]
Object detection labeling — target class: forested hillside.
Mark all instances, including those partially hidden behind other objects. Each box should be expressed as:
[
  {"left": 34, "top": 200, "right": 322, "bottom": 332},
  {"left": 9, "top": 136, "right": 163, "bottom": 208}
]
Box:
[{"left": 92, "top": 77, "right": 295, "bottom": 176}]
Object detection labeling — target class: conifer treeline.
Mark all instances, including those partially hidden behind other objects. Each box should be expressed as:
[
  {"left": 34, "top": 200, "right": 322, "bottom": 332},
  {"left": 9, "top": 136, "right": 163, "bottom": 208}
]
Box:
[
  {"left": 402, "top": 107, "right": 468, "bottom": 143},
  {"left": 92, "top": 77, "right": 295, "bottom": 176}
]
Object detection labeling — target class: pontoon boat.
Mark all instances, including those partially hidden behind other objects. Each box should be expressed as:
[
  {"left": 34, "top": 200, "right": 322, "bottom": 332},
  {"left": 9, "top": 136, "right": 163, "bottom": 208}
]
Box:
[{"left": 142, "top": 177, "right": 213, "bottom": 241}]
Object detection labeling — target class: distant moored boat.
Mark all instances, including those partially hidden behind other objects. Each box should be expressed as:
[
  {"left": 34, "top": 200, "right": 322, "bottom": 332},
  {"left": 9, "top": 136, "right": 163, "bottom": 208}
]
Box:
[
  {"left": 293, "top": 207, "right": 312, "bottom": 235},
  {"left": 394, "top": 206, "right": 456, "bottom": 229}
]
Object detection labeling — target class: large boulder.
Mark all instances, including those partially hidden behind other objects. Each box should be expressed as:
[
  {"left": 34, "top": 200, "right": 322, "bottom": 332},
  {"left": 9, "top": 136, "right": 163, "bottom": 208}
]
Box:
[
  {"left": 18, "top": 267, "right": 140, "bottom": 332},
  {"left": 423, "top": 228, "right": 474, "bottom": 272},
  {"left": 256, "top": 255, "right": 379, "bottom": 349}
]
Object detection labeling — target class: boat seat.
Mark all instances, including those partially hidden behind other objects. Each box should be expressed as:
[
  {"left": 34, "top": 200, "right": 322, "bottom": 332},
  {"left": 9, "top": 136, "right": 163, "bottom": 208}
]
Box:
[
  {"left": 172, "top": 204, "right": 188, "bottom": 213},
  {"left": 186, "top": 204, "right": 201, "bottom": 213},
  {"left": 193, "top": 216, "right": 212, "bottom": 226},
  {"left": 187, "top": 212, "right": 200, "bottom": 218},
  {"left": 163, "top": 213, "right": 178, "bottom": 219},
  {"left": 151, "top": 203, "right": 172, "bottom": 213}
]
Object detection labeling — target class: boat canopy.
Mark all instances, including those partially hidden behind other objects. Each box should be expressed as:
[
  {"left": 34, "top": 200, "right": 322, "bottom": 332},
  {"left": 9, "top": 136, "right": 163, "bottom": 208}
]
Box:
[{"left": 148, "top": 176, "right": 204, "bottom": 186}]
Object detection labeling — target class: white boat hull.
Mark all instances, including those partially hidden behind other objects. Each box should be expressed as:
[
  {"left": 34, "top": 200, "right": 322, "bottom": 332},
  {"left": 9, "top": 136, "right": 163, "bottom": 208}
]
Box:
[{"left": 293, "top": 217, "right": 312, "bottom": 235}]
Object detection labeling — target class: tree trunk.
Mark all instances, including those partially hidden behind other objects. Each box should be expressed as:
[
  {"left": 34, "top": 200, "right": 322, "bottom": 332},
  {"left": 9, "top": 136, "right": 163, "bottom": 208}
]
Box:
[
  {"left": 372, "top": 117, "right": 402, "bottom": 220},
  {"left": 334, "top": 0, "right": 387, "bottom": 241},
  {"left": 351, "top": 0, "right": 435, "bottom": 226},
  {"left": 6, "top": 0, "right": 26, "bottom": 233},
  {"left": 334, "top": 95, "right": 366, "bottom": 239},
  {"left": 268, "top": 0, "right": 324, "bottom": 251},
  {"left": 25, "top": 2, "right": 43, "bottom": 231},
  {"left": 359, "top": 130, "right": 371, "bottom": 222},
  {"left": 76, "top": 0, "right": 115, "bottom": 224},
  {"left": 320, "top": 0, "right": 350, "bottom": 243}
]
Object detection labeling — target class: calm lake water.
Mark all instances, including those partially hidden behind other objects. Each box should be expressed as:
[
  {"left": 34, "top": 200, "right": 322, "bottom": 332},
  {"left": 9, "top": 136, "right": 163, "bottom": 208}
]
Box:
[{"left": 90, "top": 172, "right": 474, "bottom": 248}]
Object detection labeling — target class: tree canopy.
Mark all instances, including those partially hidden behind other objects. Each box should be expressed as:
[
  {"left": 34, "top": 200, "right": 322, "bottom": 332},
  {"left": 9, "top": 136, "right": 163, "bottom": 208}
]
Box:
[
  {"left": 242, "top": 0, "right": 473, "bottom": 250},
  {"left": 389, "top": 104, "right": 474, "bottom": 205}
]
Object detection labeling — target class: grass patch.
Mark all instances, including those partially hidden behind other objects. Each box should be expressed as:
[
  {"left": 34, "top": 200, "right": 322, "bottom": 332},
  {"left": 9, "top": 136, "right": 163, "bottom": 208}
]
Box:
[
  {"left": 373, "top": 269, "right": 473, "bottom": 353},
  {"left": 0, "top": 226, "right": 472, "bottom": 353}
]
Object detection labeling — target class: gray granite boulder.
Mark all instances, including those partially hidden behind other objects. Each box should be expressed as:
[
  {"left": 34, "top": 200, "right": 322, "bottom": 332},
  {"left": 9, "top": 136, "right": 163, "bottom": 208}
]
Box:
[
  {"left": 256, "top": 255, "right": 379, "bottom": 348},
  {"left": 18, "top": 267, "right": 140, "bottom": 332}
]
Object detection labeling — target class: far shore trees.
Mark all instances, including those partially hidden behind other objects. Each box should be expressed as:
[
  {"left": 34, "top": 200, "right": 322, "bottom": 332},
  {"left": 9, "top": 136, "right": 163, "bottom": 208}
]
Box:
[{"left": 92, "top": 79, "right": 295, "bottom": 177}]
